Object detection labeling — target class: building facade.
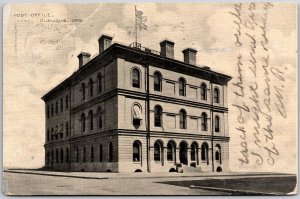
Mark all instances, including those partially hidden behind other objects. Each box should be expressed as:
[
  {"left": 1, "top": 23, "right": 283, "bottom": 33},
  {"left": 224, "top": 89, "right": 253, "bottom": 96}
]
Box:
[{"left": 42, "top": 35, "right": 232, "bottom": 173}]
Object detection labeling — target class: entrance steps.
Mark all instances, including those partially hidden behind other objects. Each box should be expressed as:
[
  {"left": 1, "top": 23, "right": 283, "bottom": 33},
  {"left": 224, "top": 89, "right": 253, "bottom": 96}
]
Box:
[{"left": 181, "top": 165, "right": 202, "bottom": 173}]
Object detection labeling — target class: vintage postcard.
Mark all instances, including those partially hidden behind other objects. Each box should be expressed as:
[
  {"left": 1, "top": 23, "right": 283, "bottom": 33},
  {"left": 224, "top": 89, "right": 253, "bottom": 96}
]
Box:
[{"left": 3, "top": 2, "right": 297, "bottom": 195}]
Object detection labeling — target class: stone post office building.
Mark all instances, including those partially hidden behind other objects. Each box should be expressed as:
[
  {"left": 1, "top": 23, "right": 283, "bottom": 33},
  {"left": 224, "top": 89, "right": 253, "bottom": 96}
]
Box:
[{"left": 42, "top": 35, "right": 232, "bottom": 173}]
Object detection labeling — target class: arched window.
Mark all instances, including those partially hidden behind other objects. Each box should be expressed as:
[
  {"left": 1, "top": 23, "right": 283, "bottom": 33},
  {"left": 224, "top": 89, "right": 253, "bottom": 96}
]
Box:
[
  {"left": 215, "top": 144, "right": 222, "bottom": 164},
  {"left": 179, "top": 78, "right": 186, "bottom": 96},
  {"left": 66, "top": 148, "right": 69, "bottom": 163},
  {"left": 99, "top": 144, "right": 103, "bottom": 162},
  {"left": 179, "top": 141, "right": 188, "bottom": 165},
  {"left": 154, "top": 105, "right": 162, "bottom": 127},
  {"left": 132, "top": 68, "right": 140, "bottom": 88},
  {"left": 91, "top": 145, "right": 95, "bottom": 162},
  {"left": 65, "top": 122, "right": 69, "bottom": 137},
  {"left": 89, "top": 78, "right": 94, "bottom": 97},
  {"left": 200, "top": 83, "right": 207, "bottom": 100},
  {"left": 132, "top": 104, "right": 142, "bottom": 126},
  {"left": 97, "top": 73, "right": 102, "bottom": 93},
  {"left": 201, "top": 112, "right": 208, "bottom": 131},
  {"left": 154, "top": 141, "right": 162, "bottom": 161},
  {"left": 75, "top": 147, "right": 79, "bottom": 163},
  {"left": 55, "top": 101, "right": 58, "bottom": 114},
  {"left": 51, "top": 128, "right": 54, "bottom": 140},
  {"left": 89, "top": 110, "right": 93, "bottom": 131},
  {"left": 154, "top": 72, "right": 162, "bottom": 92},
  {"left": 179, "top": 109, "right": 187, "bottom": 129},
  {"left": 214, "top": 87, "right": 220, "bottom": 103},
  {"left": 60, "top": 148, "right": 64, "bottom": 163},
  {"left": 215, "top": 115, "right": 220, "bottom": 132},
  {"left": 65, "top": 95, "right": 69, "bottom": 109},
  {"left": 55, "top": 149, "right": 59, "bottom": 163},
  {"left": 133, "top": 141, "right": 141, "bottom": 162},
  {"left": 108, "top": 143, "right": 113, "bottom": 162},
  {"left": 97, "top": 107, "right": 103, "bottom": 129},
  {"left": 167, "top": 141, "right": 175, "bottom": 161},
  {"left": 60, "top": 98, "right": 63, "bottom": 112},
  {"left": 51, "top": 104, "right": 54, "bottom": 117},
  {"left": 59, "top": 124, "right": 63, "bottom": 139},
  {"left": 55, "top": 125, "right": 58, "bottom": 140},
  {"left": 201, "top": 142, "right": 209, "bottom": 165},
  {"left": 82, "top": 83, "right": 86, "bottom": 101},
  {"left": 83, "top": 146, "right": 86, "bottom": 163},
  {"left": 81, "top": 113, "right": 86, "bottom": 132},
  {"left": 191, "top": 143, "right": 198, "bottom": 162},
  {"left": 51, "top": 150, "right": 54, "bottom": 165}
]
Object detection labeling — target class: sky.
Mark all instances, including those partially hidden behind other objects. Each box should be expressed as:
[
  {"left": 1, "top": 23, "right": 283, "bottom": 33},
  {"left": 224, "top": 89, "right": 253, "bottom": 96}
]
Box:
[{"left": 3, "top": 3, "right": 297, "bottom": 173}]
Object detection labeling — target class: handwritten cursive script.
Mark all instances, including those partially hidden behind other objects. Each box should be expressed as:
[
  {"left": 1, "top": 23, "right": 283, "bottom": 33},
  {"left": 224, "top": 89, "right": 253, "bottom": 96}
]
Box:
[{"left": 230, "top": 3, "right": 285, "bottom": 167}]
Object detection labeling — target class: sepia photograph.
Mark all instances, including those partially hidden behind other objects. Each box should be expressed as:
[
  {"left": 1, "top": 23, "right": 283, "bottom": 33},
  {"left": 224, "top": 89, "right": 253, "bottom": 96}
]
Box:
[{"left": 2, "top": 2, "right": 298, "bottom": 195}]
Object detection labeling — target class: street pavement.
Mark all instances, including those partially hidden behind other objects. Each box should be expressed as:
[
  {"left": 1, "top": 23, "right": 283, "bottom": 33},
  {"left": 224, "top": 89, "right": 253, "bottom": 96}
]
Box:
[{"left": 3, "top": 170, "right": 297, "bottom": 195}]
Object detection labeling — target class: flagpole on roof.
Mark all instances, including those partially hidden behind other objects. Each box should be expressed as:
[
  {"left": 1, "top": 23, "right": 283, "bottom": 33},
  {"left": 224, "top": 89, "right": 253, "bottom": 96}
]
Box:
[
  {"left": 134, "top": 6, "right": 147, "bottom": 47},
  {"left": 135, "top": 5, "right": 138, "bottom": 44}
]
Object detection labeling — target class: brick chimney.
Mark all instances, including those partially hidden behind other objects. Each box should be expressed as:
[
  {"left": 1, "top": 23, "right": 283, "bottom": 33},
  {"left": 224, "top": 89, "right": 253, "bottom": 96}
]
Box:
[
  {"left": 77, "top": 52, "right": 91, "bottom": 68},
  {"left": 160, "top": 40, "right": 175, "bottom": 59},
  {"left": 182, "top": 48, "right": 197, "bottom": 65},
  {"left": 98, "top": 35, "right": 113, "bottom": 54}
]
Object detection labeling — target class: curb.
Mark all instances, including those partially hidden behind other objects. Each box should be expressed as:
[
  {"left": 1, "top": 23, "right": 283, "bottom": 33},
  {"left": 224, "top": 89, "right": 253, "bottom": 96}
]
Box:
[
  {"left": 4, "top": 170, "right": 109, "bottom": 180},
  {"left": 189, "top": 185, "right": 281, "bottom": 195},
  {"left": 4, "top": 170, "right": 296, "bottom": 180}
]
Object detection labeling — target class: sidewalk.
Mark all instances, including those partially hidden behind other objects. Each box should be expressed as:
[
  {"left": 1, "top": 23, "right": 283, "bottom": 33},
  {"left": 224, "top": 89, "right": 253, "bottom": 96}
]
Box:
[{"left": 4, "top": 169, "right": 295, "bottom": 180}]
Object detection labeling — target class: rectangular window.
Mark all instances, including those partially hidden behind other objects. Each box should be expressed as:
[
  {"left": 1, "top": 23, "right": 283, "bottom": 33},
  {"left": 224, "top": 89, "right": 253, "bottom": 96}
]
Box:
[
  {"left": 82, "top": 83, "right": 86, "bottom": 101},
  {"left": 51, "top": 128, "right": 54, "bottom": 140},
  {"left": 60, "top": 98, "right": 63, "bottom": 112},
  {"left": 55, "top": 102, "right": 58, "bottom": 114},
  {"left": 91, "top": 147, "right": 94, "bottom": 162},
  {"left": 99, "top": 145, "right": 103, "bottom": 162},
  {"left": 66, "top": 149, "right": 69, "bottom": 163},
  {"left": 46, "top": 105, "right": 50, "bottom": 118},
  {"left": 98, "top": 74, "right": 102, "bottom": 93},
  {"left": 65, "top": 122, "right": 69, "bottom": 137},
  {"left": 55, "top": 149, "right": 59, "bottom": 163},
  {"left": 55, "top": 125, "right": 58, "bottom": 139},
  {"left": 83, "top": 147, "right": 86, "bottom": 163},
  {"left": 65, "top": 95, "right": 69, "bottom": 109},
  {"left": 60, "top": 124, "right": 64, "bottom": 138},
  {"left": 51, "top": 104, "right": 54, "bottom": 117}
]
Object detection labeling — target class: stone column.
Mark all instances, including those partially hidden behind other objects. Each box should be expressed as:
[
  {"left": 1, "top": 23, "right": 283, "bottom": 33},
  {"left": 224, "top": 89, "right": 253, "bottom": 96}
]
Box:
[
  {"left": 163, "top": 147, "right": 167, "bottom": 166},
  {"left": 187, "top": 147, "right": 191, "bottom": 166},
  {"left": 149, "top": 147, "right": 153, "bottom": 171},
  {"left": 176, "top": 147, "right": 180, "bottom": 164}
]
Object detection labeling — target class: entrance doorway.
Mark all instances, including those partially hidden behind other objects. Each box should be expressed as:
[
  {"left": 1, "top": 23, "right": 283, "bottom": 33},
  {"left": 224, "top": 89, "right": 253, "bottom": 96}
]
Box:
[{"left": 179, "top": 142, "right": 188, "bottom": 165}]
